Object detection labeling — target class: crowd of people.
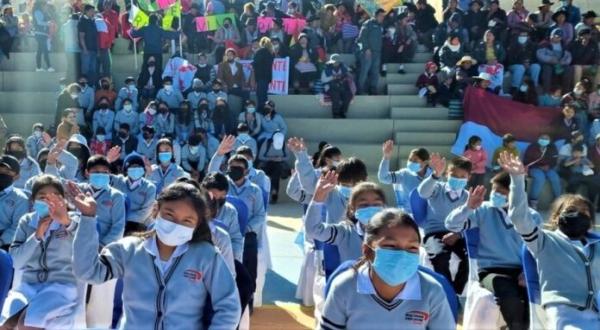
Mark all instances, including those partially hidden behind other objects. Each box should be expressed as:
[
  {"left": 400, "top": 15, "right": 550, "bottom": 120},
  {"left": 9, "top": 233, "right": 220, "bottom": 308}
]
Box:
[{"left": 0, "top": 0, "right": 599, "bottom": 329}]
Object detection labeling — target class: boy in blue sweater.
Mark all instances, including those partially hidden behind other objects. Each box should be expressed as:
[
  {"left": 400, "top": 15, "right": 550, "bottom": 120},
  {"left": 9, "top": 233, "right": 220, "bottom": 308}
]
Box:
[
  {"left": 0, "top": 155, "right": 29, "bottom": 250},
  {"left": 5, "top": 136, "right": 41, "bottom": 189},
  {"left": 156, "top": 76, "right": 184, "bottom": 110},
  {"left": 417, "top": 154, "right": 471, "bottom": 294},
  {"left": 446, "top": 171, "right": 541, "bottom": 330}
]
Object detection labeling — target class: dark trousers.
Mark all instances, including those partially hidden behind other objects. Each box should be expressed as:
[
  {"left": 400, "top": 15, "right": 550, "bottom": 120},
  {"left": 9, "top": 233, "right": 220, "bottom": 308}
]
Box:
[
  {"left": 479, "top": 267, "right": 529, "bottom": 330},
  {"left": 541, "top": 64, "right": 574, "bottom": 93},
  {"left": 468, "top": 173, "right": 485, "bottom": 189},
  {"left": 235, "top": 260, "right": 255, "bottom": 319},
  {"left": 35, "top": 34, "right": 51, "bottom": 69},
  {"left": 143, "top": 52, "right": 162, "bottom": 72},
  {"left": 65, "top": 51, "right": 81, "bottom": 83},
  {"left": 329, "top": 84, "right": 352, "bottom": 118},
  {"left": 424, "top": 231, "right": 469, "bottom": 294},
  {"left": 242, "top": 232, "right": 258, "bottom": 288},
  {"left": 566, "top": 173, "right": 600, "bottom": 204},
  {"left": 256, "top": 80, "right": 270, "bottom": 113}
]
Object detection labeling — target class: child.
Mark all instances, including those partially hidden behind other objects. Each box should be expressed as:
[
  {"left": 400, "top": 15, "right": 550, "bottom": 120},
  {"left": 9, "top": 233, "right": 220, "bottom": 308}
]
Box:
[
  {"left": 523, "top": 134, "right": 561, "bottom": 209},
  {"left": 561, "top": 145, "right": 599, "bottom": 203},
  {"left": 193, "top": 99, "right": 215, "bottom": 135},
  {"left": 492, "top": 133, "right": 519, "bottom": 171},
  {"left": 181, "top": 134, "right": 208, "bottom": 181},
  {"left": 4, "top": 136, "right": 41, "bottom": 189},
  {"left": 114, "top": 98, "right": 139, "bottom": 137},
  {"left": 416, "top": 61, "right": 440, "bottom": 106},
  {"left": 463, "top": 135, "right": 487, "bottom": 188},
  {"left": 238, "top": 100, "right": 263, "bottom": 137},
  {"left": 306, "top": 172, "right": 386, "bottom": 264},
  {"left": 90, "top": 126, "right": 111, "bottom": 156},
  {"left": 155, "top": 101, "right": 175, "bottom": 138},
  {"left": 538, "top": 85, "right": 563, "bottom": 107},
  {"left": 500, "top": 151, "right": 600, "bottom": 329},
  {"left": 149, "top": 138, "right": 190, "bottom": 194},
  {"left": 233, "top": 123, "right": 258, "bottom": 158},
  {"left": 93, "top": 97, "right": 115, "bottom": 141},
  {"left": 0, "top": 155, "right": 29, "bottom": 250},
  {"left": 187, "top": 79, "right": 207, "bottom": 111},
  {"left": 207, "top": 79, "right": 229, "bottom": 112},
  {"left": 446, "top": 172, "right": 541, "bottom": 330},
  {"left": 235, "top": 146, "right": 271, "bottom": 197},
  {"left": 0, "top": 175, "right": 83, "bottom": 328},
  {"left": 65, "top": 134, "right": 92, "bottom": 182},
  {"left": 175, "top": 101, "right": 195, "bottom": 145},
  {"left": 554, "top": 103, "right": 579, "bottom": 140},
  {"left": 137, "top": 101, "right": 159, "bottom": 134},
  {"left": 417, "top": 154, "right": 471, "bottom": 294},
  {"left": 110, "top": 153, "right": 157, "bottom": 234},
  {"left": 115, "top": 77, "right": 139, "bottom": 113},
  {"left": 257, "top": 131, "right": 289, "bottom": 203},
  {"left": 156, "top": 76, "right": 184, "bottom": 110},
  {"left": 322, "top": 208, "right": 455, "bottom": 329},
  {"left": 378, "top": 140, "right": 431, "bottom": 212},
  {"left": 136, "top": 125, "right": 158, "bottom": 163},
  {"left": 71, "top": 181, "right": 241, "bottom": 329},
  {"left": 26, "top": 123, "right": 47, "bottom": 159}
]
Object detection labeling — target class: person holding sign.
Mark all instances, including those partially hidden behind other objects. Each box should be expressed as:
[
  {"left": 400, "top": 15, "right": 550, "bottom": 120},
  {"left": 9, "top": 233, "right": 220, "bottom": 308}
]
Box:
[{"left": 130, "top": 14, "right": 180, "bottom": 72}]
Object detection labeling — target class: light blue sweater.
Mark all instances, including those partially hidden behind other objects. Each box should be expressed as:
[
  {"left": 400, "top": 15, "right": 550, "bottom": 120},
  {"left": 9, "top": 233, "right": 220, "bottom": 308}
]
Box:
[
  {"left": 378, "top": 159, "right": 430, "bottom": 212},
  {"left": 417, "top": 175, "right": 469, "bottom": 235},
  {"left": 181, "top": 144, "right": 208, "bottom": 172},
  {"left": 156, "top": 89, "right": 184, "bottom": 109},
  {"left": 0, "top": 186, "right": 30, "bottom": 247},
  {"left": 26, "top": 135, "right": 45, "bottom": 159},
  {"left": 149, "top": 163, "right": 190, "bottom": 194},
  {"left": 115, "top": 87, "right": 139, "bottom": 113},
  {"left": 215, "top": 202, "right": 243, "bottom": 261},
  {"left": 111, "top": 175, "right": 157, "bottom": 226},
  {"left": 78, "top": 183, "right": 126, "bottom": 246},
  {"left": 114, "top": 110, "right": 140, "bottom": 136},
  {"left": 92, "top": 109, "right": 115, "bottom": 140},
  {"left": 13, "top": 157, "right": 41, "bottom": 189},
  {"left": 136, "top": 137, "right": 158, "bottom": 163}
]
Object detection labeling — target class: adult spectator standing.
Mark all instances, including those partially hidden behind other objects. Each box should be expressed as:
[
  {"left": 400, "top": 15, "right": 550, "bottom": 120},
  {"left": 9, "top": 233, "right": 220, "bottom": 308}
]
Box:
[
  {"left": 463, "top": 0, "right": 487, "bottom": 48},
  {"left": 98, "top": 0, "right": 118, "bottom": 79},
  {"left": 442, "top": 0, "right": 464, "bottom": 23},
  {"left": 506, "top": 29, "right": 541, "bottom": 92},
  {"left": 62, "top": 12, "right": 81, "bottom": 82},
  {"left": 569, "top": 27, "right": 599, "bottom": 89},
  {"left": 252, "top": 37, "right": 274, "bottom": 113},
  {"left": 537, "top": 28, "right": 572, "bottom": 93},
  {"left": 78, "top": 4, "right": 98, "bottom": 85},
  {"left": 32, "top": 0, "right": 54, "bottom": 72},
  {"left": 414, "top": 0, "right": 438, "bottom": 51},
  {"left": 357, "top": 8, "right": 385, "bottom": 95},
  {"left": 130, "top": 13, "right": 179, "bottom": 72},
  {"left": 556, "top": 0, "right": 581, "bottom": 26},
  {"left": 321, "top": 54, "right": 352, "bottom": 119}
]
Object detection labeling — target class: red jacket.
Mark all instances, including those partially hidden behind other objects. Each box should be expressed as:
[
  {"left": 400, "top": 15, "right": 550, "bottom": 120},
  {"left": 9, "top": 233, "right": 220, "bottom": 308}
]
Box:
[{"left": 98, "top": 12, "right": 117, "bottom": 49}]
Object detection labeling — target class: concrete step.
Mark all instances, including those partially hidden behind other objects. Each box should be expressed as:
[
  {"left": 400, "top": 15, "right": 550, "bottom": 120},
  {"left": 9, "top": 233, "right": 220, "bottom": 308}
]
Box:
[
  {"left": 397, "top": 145, "right": 454, "bottom": 159},
  {"left": 0, "top": 91, "right": 56, "bottom": 114},
  {"left": 394, "top": 119, "right": 461, "bottom": 132},
  {"left": 338, "top": 52, "right": 431, "bottom": 68},
  {"left": 394, "top": 132, "right": 457, "bottom": 145},
  {"left": 384, "top": 73, "right": 421, "bottom": 84},
  {"left": 391, "top": 107, "right": 448, "bottom": 120},
  {"left": 389, "top": 95, "right": 427, "bottom": 107},
  {"left": 0, "top": 53, "right": 155, "bottom": 74},
  {"left": 387, "top": 84, "right": 418, "bottom": 95},
  {"left": 1, "top": 113, "right": 54, "bottom": 136},
  {"left": 383, "top": 63, "right": 426, "bottom": 74},
  {"left": 271, "top": 95, "right": 389, "bottom": 119},
  {"left": 287, "top": 118, "right": 393, "bottom": 144},
  {"left": 0, "top": 71, "right": 138, "bottom": 91}
]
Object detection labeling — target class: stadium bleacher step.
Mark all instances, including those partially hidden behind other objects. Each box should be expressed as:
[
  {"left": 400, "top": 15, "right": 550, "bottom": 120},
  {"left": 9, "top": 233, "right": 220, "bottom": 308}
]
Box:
[
  {"left": 384, "top": 73, "right": 421, "bottom": 84},
  {"left": 387, "top": 84, "right": 418, "bottom": 95},
  {"left": 390, "top": 107, "right": 449, "bottom": 120},
  {"left": 271, "top": 95, "right": 390, "bottom": 119},
  {"left": 395, "top": 132, "right": 457, "bottom": 145},
  {"left": 286, "top": 118, "right": 394, "bottom": 144},
  {"left": 394, "top": 119, "right": 461, "bottom": 132}
]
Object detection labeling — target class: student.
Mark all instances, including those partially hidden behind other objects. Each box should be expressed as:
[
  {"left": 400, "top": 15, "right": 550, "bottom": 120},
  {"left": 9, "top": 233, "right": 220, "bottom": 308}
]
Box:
[
  {"left": 26, "top": 123, "right": 47, "bottom": 159},
  {"left": 187, "top": 79, "right": 207, "bottom": 110},
  {"left": 112, "top": 123, "right": 138, "bottom": 161},
  {"left": 499, "top": 151, "right": 600, "bottom": 329},
  {"left": 257, "top": 131, "right": 289, "bottom": 203},
  {"left": 93, "top": 97, "right": 115, "bottom": 141},
  {"left": 148, "top": 138, "right": 189, "bottom": 194},
  {"left": 114, "top": 98, "right": 139, "bottom": 137},
  {"left": 115, "top": 77, "right": 139, "bottom": 113},
  {"left": 417, "top": 154, "right": 471, "bottom": 294},
  {"left": 446, "top": 172, "right": 541, "bottom": 330},
  {"left": 233, "top": 123, "right": 258, "bottom": 159},
  {"left": 175, "top": 101, "right": 195, "bottom": 145},
  {"left": 491, "top": 133, "right": 519, "bottom": 171},
  {"left": 66, "top": 134, "right": 92, "bottom": 182},
  {"left": 206, "top": 79, "right": 228, "bottom": 112},
  {"left": 71, "top": 181, "right": 241, "bottom": 329},
  {"left": 137, "top": 101, "right": 159, "bottom": 135},
  {"left": 181, "top": 134, "right": 208, "bottom": 181},
  {"left": 0, "top": 155, "right": 29, "bottom": 250},
  {"left": 561, "top": 145, "right": 600, "bottom": 203},
  {"left": 155, "top": 77, "right": 184, "bottom": 111},
  {"left": 44, "top": 142, "right": 80, "bottom": 182},
  {"left": 238, "top": 100, "right": 262, "bottom": 137},
  {"left": 193, "top": 99, "right": 215, "bottom": 135},
  {"left": 0, "top": 175, "right": 81, "bottom": 328},
  {"left": 154, "top": 101, "right": 175, "bottom": 138},
  {"left": 378, "top": 140, "right": 431, "bottom": 212},
  {"left": 306, "top": 171, "right": 386, "bottom": 264},
  {"left": 90, "top": 126, "right": 111, "bottom": 156},
  {"left": 201, "top": 172, "right": 244, "bottom": 262},
  {"left": 416, "top": 61, "right": 440, "bottom": 107},
  {"left": 235, "top": 145, "right": 271, "bottom": 197},
  {"left": 79, "top": 155, "right": 126, "bottom": 247},
  {"left": 136, "top": 125, "right": 158, "bottom": 163},
  {"left": 4, "top": 136, "right": 41, "bottom": 189},
  {"left": 110, "top": 153, "right": 157, "bottom": 234},
  {"left": 523, "top": 134, "right": 561, "bottom": 209},
  {"left": 258, "top": 100, "right": 288, "bottom": 142},
  {"left": 321, "top": 208, "right": 455, "bottom": 330},
  {"left": 463, "top": 135, "right": 487, "bottom": 188}
]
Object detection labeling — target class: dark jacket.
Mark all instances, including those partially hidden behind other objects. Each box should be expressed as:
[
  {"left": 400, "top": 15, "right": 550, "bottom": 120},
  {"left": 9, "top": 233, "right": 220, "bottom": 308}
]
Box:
[
  {"left": 253, "top": 47, "right": 274, "bottom": 82},
  {"left": 439, "top": 43, "right": 464, "bottom": 69},
  {"left": 137, "top": 66, "right": 163, "bottom": 90},
  {"left": 506, "top": 40, "right": 538, "bottom": 66},
  {"left": 130, "top": 24, "right": 179, "bottom": 54},
  {"left": 111, "top": 135, "right": 138, "bottom": 156},
  {"left": 414, "top": 5, "right": 438, "bottom": 32},
  {"left": 416, "top": 73, "right": 439, "bottom": 89},
  {"left": 523, "top": 143, "right": 558, "bottom": 168},
  {"left": 290, "top": 45, "right": 318, "bottom": 69},
  {"left": 463, "top": 10, "right": 487, "bottom": 33},
  {"left": 55, "top": 92, "right": 79, "bottom": 125},
  {"left": 568, "top": 38, "right": 600, "bottom": 66},
  {"left": 473, "top": 41, "right": 506, "bottom": 64},
  {"left": 357, "top": 18, "right": 383, "bottom": 53}
]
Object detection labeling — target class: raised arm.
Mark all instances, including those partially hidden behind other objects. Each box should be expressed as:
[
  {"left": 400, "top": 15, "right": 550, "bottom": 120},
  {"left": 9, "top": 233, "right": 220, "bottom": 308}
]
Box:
[
  {"left": 207, "top": 135, "right": 236, "bottom": 173},
  {"left": 417, "top": 153, "right": 446, "bottom": 199},
  {"left": 445, "top": 186, "right": 486, "bottom": 232},
  {"left": 288, "top": 137, "right": 319, "bottom": 194},
  {"left": 378, "top": 140, "right": 400, "bottom": 185}
]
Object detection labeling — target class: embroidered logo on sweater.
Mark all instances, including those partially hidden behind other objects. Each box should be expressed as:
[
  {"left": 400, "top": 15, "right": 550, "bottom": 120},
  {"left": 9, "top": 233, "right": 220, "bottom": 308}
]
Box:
[
  {"left": 405, "top": 311, "right": 429, "bottom": 324},
  {"left": 183, "top": 269, "right": 203, "bottom": 282}
]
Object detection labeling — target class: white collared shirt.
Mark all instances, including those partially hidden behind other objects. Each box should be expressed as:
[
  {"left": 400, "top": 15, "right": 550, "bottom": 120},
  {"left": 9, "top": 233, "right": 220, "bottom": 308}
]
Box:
[
  {"left": 445, "top": 185, "right": 464, "bottom": 200},
  {"left": 143, "top": 236, "right": 189, "bottom": 276},
  {"left": 356, "top": 264, "right": 421, "bottom": 303}
]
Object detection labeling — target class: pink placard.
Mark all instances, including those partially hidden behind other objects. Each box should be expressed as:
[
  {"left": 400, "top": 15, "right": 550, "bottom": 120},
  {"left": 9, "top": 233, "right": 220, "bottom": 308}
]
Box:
[
  {"left": 157, "top": 0, "right": 176, "bottom": 9},
  {"left": 195, "top": 17, "right": 207, "bottom": 32},
  {"left": 257, "top": 17, "right": 274, "bottom": 34},
  {"left": 282, "top": 18, "right": 306, "bottom": 35}
]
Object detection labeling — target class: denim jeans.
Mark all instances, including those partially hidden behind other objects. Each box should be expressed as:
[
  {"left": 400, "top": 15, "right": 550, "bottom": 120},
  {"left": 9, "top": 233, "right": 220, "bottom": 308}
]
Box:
[
  {"left": 529, "top": 168, "right": 562, "bottom": 201},
  {"left": 80, "top": 51, "right": 97, "bottom": 84},
  {"left": 509, "top": 63, "right": 541, "bottom": 88},
  {"left": 358, "top": 51, "right": 381, "bottom": 94},
  {"left": 35, "top": 34, "right": 51, "bottom": 69},
  {"left": 256, "top": 80, "right": 270, "bottom": 113}
]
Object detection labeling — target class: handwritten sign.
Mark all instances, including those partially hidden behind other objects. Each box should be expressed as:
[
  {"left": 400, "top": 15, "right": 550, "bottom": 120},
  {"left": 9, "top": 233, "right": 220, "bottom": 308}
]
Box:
[
  {"left": 194, "top": 14, "right": 236, "bottom": 32},
  {"left": 268, "top": 57, "right": 290, "bottom": 95},
  {"left": 282, "top": 18, "right": 306, "bottom": 36}
]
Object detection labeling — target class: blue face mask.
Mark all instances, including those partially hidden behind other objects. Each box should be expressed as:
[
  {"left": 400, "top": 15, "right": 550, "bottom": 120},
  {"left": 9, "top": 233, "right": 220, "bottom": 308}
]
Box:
[
  {"left": 372, "top": 248, "right": 420, "bottom": 286},
  {"left": 448, "top": 176, "right": 467, "bottom": 191},
  {"left": 538, "top": 138, "right": 550, "bottom": 147},
  {"left": 490, "top": 191, "right": 508, "bottom": 208},
  {"left": 238, "top": 133, "right": 250, "bottom": 140},
  {"left": 34, "top": 200, "right": 50, "bottom": 218},
  {"left": 89, "top": 173, "right": 110, "bottom": 190},
  {"left": 158, "top": 152, "right": 172, "bottom": 164},
  {"left": 127, "top": 167, "right": 145, "bottom": 181},
  {"left": 247, "top": 159, "right": 254, "bottom": 169},
  {"left": 337, "top": 185, "right": 352, "bottom": 199},
  {"left": 406, "top": 161, "right": 422, "bottom": 173},
  {"left": 354, "top": 206, "right": 384, "bottom": 225}
]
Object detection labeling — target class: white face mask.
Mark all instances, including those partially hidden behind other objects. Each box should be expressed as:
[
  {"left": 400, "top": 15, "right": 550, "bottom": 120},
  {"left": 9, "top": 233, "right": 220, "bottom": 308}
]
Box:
[
  {"left": 123, "top": 104, "right": 133, "bottom": 112},
  {"left": 34, "top": 131, "right": 42, "bottom": 138},
  {"left": 148, "top": 108, "right": 157, "bottom": 115},
  {"left": 448, "top": 43, "right": 460, "bottom": 51},
  {"left": 189, "top": 145, "right": 199, "bottom": 154},
  {"left": 154, "top": 216, "right": 194, "bottom": 247}
]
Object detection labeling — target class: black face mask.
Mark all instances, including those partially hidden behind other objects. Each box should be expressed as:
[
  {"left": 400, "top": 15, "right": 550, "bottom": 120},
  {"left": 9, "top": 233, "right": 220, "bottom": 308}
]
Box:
[
  {"left": 0, "top": 173, "right": 13, "bottom": 191},
  {"left": 119, "top": 131, "right": 128, "bottom": 139},
  {"left": 101, "top": 84, "right": 109, "bottom": 90},
  {"left": 227, "top": 166, "right": 245, "bottom": 181},
  {"left": 143, "top": 133, "right": 153, "bottom": 140},
  {"left": 216, "top": 198, "right": 226, "bottom": 208},
  {"left": 8, "top": 149, "right": 26, "bottom": 160},
  {"left": 558, "top": 211, "right": 592, "bottom": 239},
  {"left": 67, "top": 148, "right": 84, "bottom": 159},
  {"left": 39, "top": 159, "right": 47, "bottom": 172}
]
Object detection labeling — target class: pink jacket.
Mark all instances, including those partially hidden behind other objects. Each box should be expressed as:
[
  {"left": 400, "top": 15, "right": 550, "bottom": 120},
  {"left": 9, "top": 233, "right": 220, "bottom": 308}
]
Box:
[{"left": 464, "top": 148, "right": 488, "bottom": 174}]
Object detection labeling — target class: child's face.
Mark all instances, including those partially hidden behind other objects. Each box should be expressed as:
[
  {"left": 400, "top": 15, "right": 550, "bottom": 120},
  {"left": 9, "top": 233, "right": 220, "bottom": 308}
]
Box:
[
  {"left": 158, "top": 144, "right": 173, "bottom": 154},
  {"left": 408, "top": 154, "right": 426, "bottom": 167},
  {"left": 158, "top": 199, "right": 199, "bottom": 229},
  {"left": 491, "top": 183, "right": 509, "bottom": 196},
  {"left": 326, "top": 155, "right": 342, "bottom": 167},
  {"left": 364, "top": 225, "right": 420, "bottom": 259},
  {"left": 448, "top": 166, "right": 469, "bottom": 180},
  {"left": 507, "top": 142, "right": 516, "bottom": 149},
  {"left": 563, "top": 107, "right": 575, "bottom": 119},
  {"left": 87, "top": 165, "right": 110, "bottom": 175},
  {"left": 572, "top": 150, "right": 583, "bottom": 159},
  {"left": 350, "top": 191, "right": 385, "bottom": 214},
  {"left": 35, "top": 185, "right": 63, "bottom": 203}
]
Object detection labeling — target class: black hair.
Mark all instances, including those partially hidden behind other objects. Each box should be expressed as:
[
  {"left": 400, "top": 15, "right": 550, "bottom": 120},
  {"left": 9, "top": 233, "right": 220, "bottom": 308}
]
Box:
[
  {"left": 119, "top": 123, "right": 131, "bottom": 132},
  {"left": 449, "top": 156, "right": 473, "bottom": 173},
  {"left": 502, "top": 133, "right": 516, "bottom": 146},
  {"left": 31, "top": 175, "right": 65, "bottom": 200},
  {"left": 465, "top": 135, "right": 482, "bottom": 151},
  {"left": 149, "top": 13, "right": 159, "bottom": 25},
  {"left": 95, "top": 126, "right": 106, "bottom": 135},
  {"left": 142, "top": 125, "right": 155, "bottom": 134},
  {"left": 237, "top": 123, "right": 250, "bottom": 133},
  {"left": 156, "top": 138, "right": 174, "bottom": 164},
  {"left": 228, "top": 154, "right": 249, "bottom": 169},
  {"left": 236, "top": 146, "right": 254, "bottom": 159},
  {"left": 163, "top": 76, "right": 173, "bottom": 84},
  {"left": 201, "top": 172, "right": 230, "bottom": 192},
  {"left": 491, "top": 171, "right": 510, "bottom": 190},
  {"left": 62, "top": 108, "right": 75, "bottom": 118},
  {"left": 337, "top": 157, "right": 368, "bottom": 184},
  {"left": 409, "top": 148, "right": 430, "bottom": 162},
  {"left": 83, "top": 4, "right": 95, "bottom": 12},
  {"left": 345, "top": 182, "right": 387, "bottom": 222},
  {"left": 317, "top": 145, "right": 342, "bottom": 168},
  {"left": 86, "top": 155, "right": 111, "bottom": 171},
  {"left": 33, "top": 123, "right": 44, "bottom": 131}
]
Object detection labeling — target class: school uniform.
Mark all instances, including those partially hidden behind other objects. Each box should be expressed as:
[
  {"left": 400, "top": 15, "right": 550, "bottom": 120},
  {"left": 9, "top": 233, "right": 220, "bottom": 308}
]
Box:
[
  {"left": 92, "top": 109, "right": 116, "bottom": 140},
  {"left": 78, "top": 183, "right": 126, "bottom": 247},
  {"left": 187, "top": 90, "right": 207, "bottom": 110},
  {"left": 114, "top": 110, "right": 140, "bottom": 136},
  {"left": 233, "top": 135, "right": 258, "bottom": 160},
  {"left": 26, "top": 135, "right": 45, "bottom": 159},
  {"left": 0, "top": 186, "right": 30, "bottom": 248},
  {"left": 509, "top": 173, "right": 600, "bottom": 329},
  {"left": 149, "top": 162, "right": 190, "bottom": 194},
  {"left": 321, "top": 265, "right": 456, "bottom": 330},
  {"left": 154, "top": 113, "right": 175, "bottom": 137},
  {"left": 215, "top": 202, "right": 244, "bottom": 262},
  {"left": 206, "top": 91, "right": 228, "bottom": 111},
  {"left": 136, "top": 137, "right": 158, "bottom": 163},
  {"left": 111, "top": 175, "right": 157, "bottom": 226},
  {"left": 417, "top": 175, "right": 469, "bottom": 294},
  {"left": 13, "top": 157, "right": 41, "bottom": 189},
  {"left": 156, "top": 89, "right": 184, "bottom": 110},
  {"left": 378, "top": 159, "right": 430, "bottom": 213},
  {"left": 138, "top": 112, "right": 158, "bottom": 134},
  {"left": 72, "top": 217, "right": 241, "bottom": 330},
  {"left": 43, "top": 149, "right": 79, "bottom": 181},
  {"left": 1, "top": 212, "right": 82, "bottom": 328},
  {"left": 209, "top": 221, "right": 236, "bottom": 276},
  {"left": 181, "top": 144, "right": 208, "bottom": 173},
  {"left": 286, "top": 171, "right": 311, "bottom": 206},
  {"left": 258, "top": 113, "right": 287, "bottom": 141},
  {"left": 115, "top": 87, "right": 139, "bottom": 113}
]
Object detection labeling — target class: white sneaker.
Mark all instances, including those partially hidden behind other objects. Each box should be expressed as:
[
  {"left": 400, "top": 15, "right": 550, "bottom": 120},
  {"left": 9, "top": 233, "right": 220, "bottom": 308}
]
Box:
[
  {"left": 35, "top": 68, "right": 44, "bottom": 72},
  {"left": 47, "top": 67, "right": 55, "bottom": 72}
]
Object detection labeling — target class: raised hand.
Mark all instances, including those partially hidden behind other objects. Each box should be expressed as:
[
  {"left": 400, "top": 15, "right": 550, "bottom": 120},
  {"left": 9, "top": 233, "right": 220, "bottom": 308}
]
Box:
[
  {"left": 430, "top": 153, "right": 446, "bottom": 177},
  {"left": 467, "top": 185, "right": 487, "bottom": 210},
  {"left": 498, "top": 151, "right": 525, "bottom": 175},
  {"left": 35, "top": 217, "right": 52, "bottom": 240},
  {"left": 46, "top": 194, "right": 70, "bottom": 225},
  {"left": 217, "top": 135, "right": 236, "bottom": 156},
  {"left": 143, "top": 157, "right": 153, "bottom": 175},
  {"left": 42, "top": 131, "right": 53, "bottom": 145},
  {"left": 66, "top": 181, "right": 97, "bottom": 217},
  {"left": 382, "top": 140, "right": 394, "bottom": 160},
  {"left": 46, "top": 145, "right": 62, "bottom": 166},
  {"left": 313, "top": 170, "right": 338, "bottom": 203},
  {"left": 287, "top": 137, "right": 306, "bottom": 154},
  {"left": 442, "top": 232, "right": 461, "bottom": 246},
  {"left": 106, "top": 146, "right": 122, "bottom": 164}
]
